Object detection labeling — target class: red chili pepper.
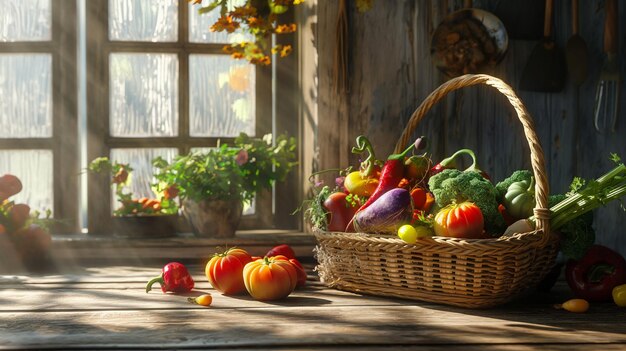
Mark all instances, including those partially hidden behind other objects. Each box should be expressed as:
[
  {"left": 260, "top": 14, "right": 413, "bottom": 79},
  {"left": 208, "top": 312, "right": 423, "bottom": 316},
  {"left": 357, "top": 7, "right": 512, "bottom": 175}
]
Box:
[
  {"left": 565, "top": 245, "right": 626, "bottom": 301},
  {"left": 352, "top": 142, "right": 417, "bottom": 215},
  {"left": 146, "top": 262, "right": 195, "bottom": 293}
]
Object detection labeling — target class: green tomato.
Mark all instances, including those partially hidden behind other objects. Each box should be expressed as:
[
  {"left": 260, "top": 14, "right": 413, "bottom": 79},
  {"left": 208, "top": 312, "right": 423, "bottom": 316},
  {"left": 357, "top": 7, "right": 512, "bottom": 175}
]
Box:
[{"left": 398, "top": 225, "right": 418, "bottom": 243}]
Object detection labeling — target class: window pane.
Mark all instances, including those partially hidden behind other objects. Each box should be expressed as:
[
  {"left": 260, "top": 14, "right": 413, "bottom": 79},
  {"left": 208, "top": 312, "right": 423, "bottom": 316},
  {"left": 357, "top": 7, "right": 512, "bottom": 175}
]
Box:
[
  {"left": 110, "top": 148, "right": 177, "bottom": 213},
  {"left": 0, "top": 0, "right": 51, "bottom": 42},
  {"left": 0, "top": 150, "right": 53, "bottom": 214},
  {"left": 108, "top": 0, "right": 177, "bottom": 42},
  {"left": 110, "top": 53, "right": 179, "bottom": 137},
  {"left": 189, "top": 55, "right": 255, "bottom": 137},
  {"left": 188, "top": 0, "right": 250, "bottom": 44},
  {"left": 0, "top": 54, "right": 52, "bottom": 138}
]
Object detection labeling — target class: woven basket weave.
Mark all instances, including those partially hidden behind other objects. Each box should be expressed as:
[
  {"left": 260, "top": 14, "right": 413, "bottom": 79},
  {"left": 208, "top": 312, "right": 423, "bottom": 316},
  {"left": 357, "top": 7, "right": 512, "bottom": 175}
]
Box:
[{"left": 313, "top": 74, "right": 559, "bottom": 309}]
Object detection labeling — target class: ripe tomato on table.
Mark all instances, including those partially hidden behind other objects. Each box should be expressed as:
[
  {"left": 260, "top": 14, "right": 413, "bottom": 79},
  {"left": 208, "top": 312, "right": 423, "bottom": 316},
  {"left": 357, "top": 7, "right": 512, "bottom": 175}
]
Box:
[
  {"left": 205, "top": 248, "right": 253, "bottom": 295},
  {"left": 243, "top": 255, "right": 298, "bottom": 301}
]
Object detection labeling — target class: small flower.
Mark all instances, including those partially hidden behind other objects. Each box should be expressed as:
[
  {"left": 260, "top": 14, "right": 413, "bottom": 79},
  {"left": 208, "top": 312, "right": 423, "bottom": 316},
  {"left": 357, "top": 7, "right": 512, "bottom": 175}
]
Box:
[
  {"left": 274, "top": 23, "right": 297, "bottom": 34},
  {"left": 235, "top": 149, "right": 249, "bottom": 165},
  {"left": 335, "top": 176, "right": 345, "bottom": 187},
  {"left": 247, "top": 17, "right": 264, "bottom": 27},
  {"left": 279, "top": 44, "right": 292, "bottom": 57}
]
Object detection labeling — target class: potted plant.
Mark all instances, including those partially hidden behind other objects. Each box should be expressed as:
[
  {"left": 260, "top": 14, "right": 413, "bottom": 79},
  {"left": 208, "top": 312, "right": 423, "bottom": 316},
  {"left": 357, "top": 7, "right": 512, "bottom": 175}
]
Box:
[
  {"left": 152, "top": 132, "right": 297, "bottom": 238},
  {"left": 88, "top": 158, "right": 179, "bottom": 238}
]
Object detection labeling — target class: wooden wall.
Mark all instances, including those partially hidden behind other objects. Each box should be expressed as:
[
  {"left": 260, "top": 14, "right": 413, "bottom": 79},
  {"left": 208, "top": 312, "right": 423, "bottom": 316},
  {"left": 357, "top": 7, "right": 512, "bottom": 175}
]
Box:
[{"left": 315, "top": 0, "right": 626, "bottom": 256}]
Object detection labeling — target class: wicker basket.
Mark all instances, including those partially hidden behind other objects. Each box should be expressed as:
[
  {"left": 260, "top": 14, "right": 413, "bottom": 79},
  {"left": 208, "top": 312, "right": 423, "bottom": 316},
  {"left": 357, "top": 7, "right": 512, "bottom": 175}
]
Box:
[{"left": 313, "top": 74, "right": 559, "bottom": 309}]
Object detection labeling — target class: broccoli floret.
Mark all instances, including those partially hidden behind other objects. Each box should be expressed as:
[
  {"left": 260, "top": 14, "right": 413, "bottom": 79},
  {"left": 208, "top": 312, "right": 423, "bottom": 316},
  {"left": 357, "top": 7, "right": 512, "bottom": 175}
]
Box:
[
  {"left": 428, "top": 169, "right": 506, "bottom": 235},
  {"left": 548, "top": 194, "right": 595, "bottom": 260},
  {"left": 495, "top": 170, "right": 533, "bottom": 202}
]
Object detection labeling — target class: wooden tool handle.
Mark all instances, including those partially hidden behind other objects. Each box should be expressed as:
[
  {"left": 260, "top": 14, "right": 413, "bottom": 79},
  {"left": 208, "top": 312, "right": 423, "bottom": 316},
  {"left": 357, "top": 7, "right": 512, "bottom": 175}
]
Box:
[
  {"left": 604, "top": 0, "right": 618, "bottom": 54},
  {"left": 572, "top": 0, "right": 579, "bottom": 35},
  {"left": 544, "top": 0, "right": 554, "bottom": 38}
]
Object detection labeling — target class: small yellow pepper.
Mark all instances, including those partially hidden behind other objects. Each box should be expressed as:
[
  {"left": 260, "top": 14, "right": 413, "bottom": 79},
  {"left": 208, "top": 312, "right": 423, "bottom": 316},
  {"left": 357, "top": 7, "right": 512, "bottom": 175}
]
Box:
[
  {"left": 613, "top": 284, "right": 626, "bottom": 307},
  {"left": 188, "top": 294, "right": 213, "bottom": 307},
  {"left": 554, "top": 298, "right": 589, "bottom": 313}
]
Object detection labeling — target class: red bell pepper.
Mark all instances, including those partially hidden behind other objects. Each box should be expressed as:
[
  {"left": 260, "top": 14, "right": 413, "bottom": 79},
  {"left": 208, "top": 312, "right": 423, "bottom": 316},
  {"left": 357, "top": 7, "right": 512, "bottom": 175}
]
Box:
[
  {"left": 266, "top": 244, "right": 296, "bottom": 259},
  {"left": 146, "top": 262, "right": 195, "bottom": 293},
  {"left": 565, "top": 245, "right": 626, "bottom": 301}
]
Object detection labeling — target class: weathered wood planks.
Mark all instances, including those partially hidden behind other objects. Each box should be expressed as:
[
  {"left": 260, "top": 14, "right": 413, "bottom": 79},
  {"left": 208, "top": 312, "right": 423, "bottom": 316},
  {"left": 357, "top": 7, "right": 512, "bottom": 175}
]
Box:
[{"left": 1, "top": 266, "right": 626, "bottom": 350}]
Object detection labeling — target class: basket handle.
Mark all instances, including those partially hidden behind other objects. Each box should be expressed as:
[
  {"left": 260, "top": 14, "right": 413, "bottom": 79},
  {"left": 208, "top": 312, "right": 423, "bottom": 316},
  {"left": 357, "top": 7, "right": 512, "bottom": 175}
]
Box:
[{"left": 394, "top": 74, "right": 551, "bottom": 242}]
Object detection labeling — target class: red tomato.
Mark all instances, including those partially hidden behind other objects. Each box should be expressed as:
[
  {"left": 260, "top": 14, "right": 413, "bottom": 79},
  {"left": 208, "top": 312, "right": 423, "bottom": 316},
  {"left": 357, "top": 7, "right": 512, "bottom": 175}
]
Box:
[
  {"left": 205, "top": 248, "right": 253, "bottom": 295},
  {"left": 266, "top": 244, "right": 296, "bottom": 259},
  {"left": 0, "top": 174, "right": 22, "bottom": 200},
  {"left": 289, "top": 258, "right": 307, "bottom": 288},
  {"left": 433, "top": 202, "right": 485, "bottom": 239},
  {"left": 323, "top": 192, "right": 359, "bottom": 232},
  {"left": 243, "top": 255, "right": 298, "bottom": 301}
]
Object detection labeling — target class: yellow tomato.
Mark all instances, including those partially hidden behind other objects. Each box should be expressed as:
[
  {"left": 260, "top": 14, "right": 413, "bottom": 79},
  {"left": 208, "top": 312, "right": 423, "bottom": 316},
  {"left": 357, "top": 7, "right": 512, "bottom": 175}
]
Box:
[
  {"left": 243, "top": 255, "right": 298, "bottom": 301},
  {"left": 344, "top": 171, "right": 379, "bottom": 197}
]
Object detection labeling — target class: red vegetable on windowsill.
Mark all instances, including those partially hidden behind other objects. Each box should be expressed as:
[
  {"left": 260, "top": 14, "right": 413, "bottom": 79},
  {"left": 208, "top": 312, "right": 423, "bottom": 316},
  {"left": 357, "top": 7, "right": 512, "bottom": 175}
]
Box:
[
  {"left": 146, "top": 262, "right": 195, "bottom": 293},
  {"left": 565, "top": 245, "right": 626, "bottom": 301}
]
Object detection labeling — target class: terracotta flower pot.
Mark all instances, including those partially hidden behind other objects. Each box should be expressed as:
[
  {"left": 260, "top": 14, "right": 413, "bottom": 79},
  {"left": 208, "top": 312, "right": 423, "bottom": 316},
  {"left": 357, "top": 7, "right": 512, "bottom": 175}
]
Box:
[
  {"left": 112, "top": 214, "right": 179, "bottom": 238},
  {"left": 182, "top": 199, "right": 243, "bottom": 238}
]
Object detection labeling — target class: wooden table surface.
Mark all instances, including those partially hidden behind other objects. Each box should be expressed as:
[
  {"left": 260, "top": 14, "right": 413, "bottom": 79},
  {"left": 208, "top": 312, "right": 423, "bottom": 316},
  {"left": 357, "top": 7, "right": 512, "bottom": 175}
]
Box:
[{"left": 1, "top": 264, "right": 625, "bottom": 351}]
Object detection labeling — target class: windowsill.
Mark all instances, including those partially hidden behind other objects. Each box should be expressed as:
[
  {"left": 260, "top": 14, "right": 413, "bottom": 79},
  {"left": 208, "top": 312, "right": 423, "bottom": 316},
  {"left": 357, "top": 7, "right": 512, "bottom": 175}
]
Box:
[{"left": 50, "top": 230, "right": 317, "bottom": 266}]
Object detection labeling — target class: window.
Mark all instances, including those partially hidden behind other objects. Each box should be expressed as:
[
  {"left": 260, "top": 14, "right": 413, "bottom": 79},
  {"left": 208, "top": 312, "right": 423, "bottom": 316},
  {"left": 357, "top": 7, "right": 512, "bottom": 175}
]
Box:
[
  {"left": 0, "top": 0, "right": 301, "bottom": 235},
  {"left": 0, "top": 0, "right": 78, "bottom": 233}
]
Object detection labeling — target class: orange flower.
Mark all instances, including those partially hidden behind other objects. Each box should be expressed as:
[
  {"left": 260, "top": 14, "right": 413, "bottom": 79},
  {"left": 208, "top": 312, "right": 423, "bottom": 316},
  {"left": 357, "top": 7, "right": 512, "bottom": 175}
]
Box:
[
  {"left": 231, "top": 52, "right": 245, "bottom": 60},
  {"left": 211, "top": 15, "right": 240, "bottom": 33},
  {"left": 247, "top": 17, "right": 264, "bottom": 28},
  {"left": 280, "top": 44, "right": 292, "bottom": 57},
  {"left": 275, "top": 23, "right": 297, "bottom": 34}
]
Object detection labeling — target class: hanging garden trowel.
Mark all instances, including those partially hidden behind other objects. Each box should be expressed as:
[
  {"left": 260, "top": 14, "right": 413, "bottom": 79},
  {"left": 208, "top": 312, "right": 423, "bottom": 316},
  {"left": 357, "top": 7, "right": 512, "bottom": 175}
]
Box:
[{"left": 519, "top": 0, "right": 566, "bottom": 92}]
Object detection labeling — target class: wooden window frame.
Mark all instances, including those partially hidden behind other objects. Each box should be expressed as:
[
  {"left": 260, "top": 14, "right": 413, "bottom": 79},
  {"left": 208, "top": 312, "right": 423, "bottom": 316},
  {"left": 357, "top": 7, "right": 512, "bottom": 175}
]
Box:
[
  {"left": 0, "top": 0, "right": 79, "bottom": 234},
  {"left": 85, "top": 0, "right": 301, "bottom": 234}
]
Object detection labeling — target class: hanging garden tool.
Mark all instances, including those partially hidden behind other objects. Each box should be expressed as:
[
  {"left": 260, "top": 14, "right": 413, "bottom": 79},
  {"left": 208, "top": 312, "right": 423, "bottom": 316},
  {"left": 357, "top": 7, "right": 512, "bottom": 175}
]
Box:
[
  {"left": 594, "top": 0, "right": 620, "bottom": 133},
  {"left": 565, "top": 0, "right": 589, "bottom": 86},
  {"left": 519, "top": 0, "right": 566, "bottom": 92}
]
